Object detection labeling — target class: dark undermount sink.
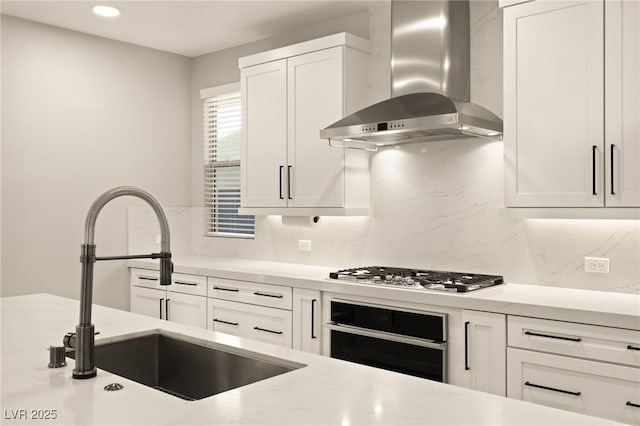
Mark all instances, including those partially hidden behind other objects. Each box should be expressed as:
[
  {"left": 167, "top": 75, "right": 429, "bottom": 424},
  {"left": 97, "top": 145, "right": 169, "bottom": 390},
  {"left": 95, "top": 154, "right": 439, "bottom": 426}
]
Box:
[{"left": 67, "top": 331, "right": 305, "bottom": 401}]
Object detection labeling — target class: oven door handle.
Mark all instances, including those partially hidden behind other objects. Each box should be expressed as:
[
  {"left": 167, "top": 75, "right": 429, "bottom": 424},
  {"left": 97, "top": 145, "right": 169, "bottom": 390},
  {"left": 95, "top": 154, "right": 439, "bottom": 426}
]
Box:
[{"left": 325, "top": 323, "right": 447, "bottom": 350}]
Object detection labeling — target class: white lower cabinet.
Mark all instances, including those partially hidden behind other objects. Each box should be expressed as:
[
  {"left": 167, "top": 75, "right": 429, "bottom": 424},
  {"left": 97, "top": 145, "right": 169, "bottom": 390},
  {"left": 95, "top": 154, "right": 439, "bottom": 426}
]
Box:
[
  {"left": 165, "top": 292, "right": 207, "bottom": 328},
  {"left": 130, "top": 268, "right": 207, "bottom": 328},
  {"left": 130, "top": 286, "right": 165, "bottom": 319},
  {"left": 208, "top": 298, "right": 292, "bottom": 347},
  {"left": 507, "top": 315, "right": 640, "bottom": 425},
  {"left": 460, "top": 310, "right": 506, "bottom": 396},
  {"left": 292, "top": 288, "right": 321, "bottom": 354},
  {"left": 508, "top": 348, "right": 640, "bottom": 425}
]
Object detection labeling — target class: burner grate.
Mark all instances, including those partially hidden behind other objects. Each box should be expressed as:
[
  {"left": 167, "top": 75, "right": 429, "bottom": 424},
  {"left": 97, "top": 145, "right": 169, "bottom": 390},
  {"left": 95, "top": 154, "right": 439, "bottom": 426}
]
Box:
[{"left": 329, "top": 266, "right": 503, "bottom": 292}]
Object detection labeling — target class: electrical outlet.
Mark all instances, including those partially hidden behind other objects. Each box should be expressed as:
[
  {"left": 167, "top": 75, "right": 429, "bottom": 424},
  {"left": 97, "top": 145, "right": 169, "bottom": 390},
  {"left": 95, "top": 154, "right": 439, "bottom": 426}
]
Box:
[
  {"left": 584, "top": 257, "right": 610, "bottom": 274},
  {"left": 298, "top": 239, "right": 312, "bottom": 252}
]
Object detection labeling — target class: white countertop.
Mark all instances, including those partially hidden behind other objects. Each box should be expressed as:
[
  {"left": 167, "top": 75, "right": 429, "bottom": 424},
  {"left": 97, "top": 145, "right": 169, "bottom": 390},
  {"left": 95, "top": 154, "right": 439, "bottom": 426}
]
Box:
[
  {"left": 1, "top": 293, "right": 626, "bottom": 425},
  {"left": 129, "top": 256, "right": 640, "bottom": 330}
]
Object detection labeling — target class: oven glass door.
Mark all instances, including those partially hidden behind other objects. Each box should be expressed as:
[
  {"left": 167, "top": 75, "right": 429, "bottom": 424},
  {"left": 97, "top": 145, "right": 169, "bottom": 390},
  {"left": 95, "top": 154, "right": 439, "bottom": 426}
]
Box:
[{"left": 330, "top": 329, "right": 446, "bottom": 382}]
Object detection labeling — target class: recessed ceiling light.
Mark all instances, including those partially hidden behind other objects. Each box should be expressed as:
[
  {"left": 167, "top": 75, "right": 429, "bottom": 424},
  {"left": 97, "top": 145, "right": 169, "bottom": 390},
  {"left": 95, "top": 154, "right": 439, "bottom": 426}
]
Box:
[{"left": 92, "top": 5, "right": 120, "bottom": 18}]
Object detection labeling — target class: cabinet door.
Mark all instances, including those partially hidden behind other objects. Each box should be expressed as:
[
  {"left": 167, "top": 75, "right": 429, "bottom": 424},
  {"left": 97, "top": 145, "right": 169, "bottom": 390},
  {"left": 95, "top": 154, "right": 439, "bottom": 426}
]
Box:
[
  {"left": 507, "top": 347, "right": 640, "bottom": 425},
  {"left": 209, "top": 298, "right": 292, "bottom": 348},
  {"left": 605, "top": 0, "right": 640, "bottom": 207},
  {"left": 166, "top": 292, "right": 207, "bottom": 328},
  {"left": 287, "top": 47, "right": 345, "bottom": 208},
  {"left": 130, "top": 286, "right": 165, "bottom": 320},
  {"left": 241, "top": 59, "right": 288, "bottom": 208},
  {"left": 130, "top": 268, "right": 162, "bottom": 290},
  {"left": 292, "top": 288, "right": 321, "bottom": 354},
  {"left": 504, "top": 1, "right": 604, "bottom": 207},
  {"left": 461, "top": 310, "right": 506, "bottom": 396}
]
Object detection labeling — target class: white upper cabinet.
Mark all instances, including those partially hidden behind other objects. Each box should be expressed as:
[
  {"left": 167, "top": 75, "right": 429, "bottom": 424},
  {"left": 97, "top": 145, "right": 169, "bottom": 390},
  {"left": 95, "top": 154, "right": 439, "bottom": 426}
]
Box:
[
  {"left": 287, "top": 48, "right": 345, "bottom": 208},
  {"left": 605, "top": 0, "right": 640, "bottom": 207},
  {"left": 504, "top": 0, "right": 639, "bottom": 208},
  {"left": 241, "top": 59, "right": 288, "bottom": 208},
  {"left": 504, "top": 1, "right": 604, "bottom": 207},
  {"left": 239, "top": 33, "right": 371, "bottom": 216}
]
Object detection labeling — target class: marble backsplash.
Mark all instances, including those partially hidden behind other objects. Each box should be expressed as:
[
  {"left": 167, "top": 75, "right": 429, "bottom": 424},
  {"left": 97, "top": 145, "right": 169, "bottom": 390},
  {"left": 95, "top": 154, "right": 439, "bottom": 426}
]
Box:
[{"left": 128, "top": 1, "right": 639, "bottom": 294}]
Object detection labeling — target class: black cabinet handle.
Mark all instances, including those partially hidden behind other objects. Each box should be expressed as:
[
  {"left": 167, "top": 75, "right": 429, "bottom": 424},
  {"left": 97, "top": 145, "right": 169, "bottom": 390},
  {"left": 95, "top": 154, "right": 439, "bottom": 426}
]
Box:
[
  {"left": 254, "top": 326, "right": 283, "bottom": 335},
  {"left": 213, "top": 286, "right": 239, "bottom": 292},
  {"left": 592, "top": 145, "right": 598, "bottom": 195},
  {"left": 159, "top": 298, "right": 164, "bottom": 319},
  {"left": 139, "top": 276, "right": 158, "bottom": 281},
  {"left": 627, "top": 401, "right": 640, "bottom": 408},
  {"left": 464, "top": 321, "right": 470, "bottom": 371},
  {"left": 213, "top": 318, "right": 239, "bottom": 326},
  {"left": 611, "top": 144, "right": 615, "bottom": 195},
  {"left": 279, "top": 166, "right": 284, "bottom": 200},
  {"left": 174, "top": 280, "right": 197, "bottom": 286},
  {"left": 524, "top": 381, "right": 581, "bottom": 396},
  {"left": 627, "top": 345, "right": 640, "bottom": 351},
  {"left": 287, "top": 166, "right": 293, "bottom": 200},
  {"left": 165, "top": 299, "right": 170, "bottom": 321},
  {"left": 254, "top": 291, "right": 283, "bottom": 299},
  {"left": 311, "top": 299, "right": 317, "bottom": 339},
  {"left": 524, "top": 331, "right": 582, "bottom": 342}
]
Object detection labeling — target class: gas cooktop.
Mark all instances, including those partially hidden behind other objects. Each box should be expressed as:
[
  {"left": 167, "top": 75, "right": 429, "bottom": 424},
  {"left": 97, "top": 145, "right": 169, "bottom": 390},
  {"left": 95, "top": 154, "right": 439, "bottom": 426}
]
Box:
[{"left": 328, "top": 266, "right": 504, "bottom": 292}]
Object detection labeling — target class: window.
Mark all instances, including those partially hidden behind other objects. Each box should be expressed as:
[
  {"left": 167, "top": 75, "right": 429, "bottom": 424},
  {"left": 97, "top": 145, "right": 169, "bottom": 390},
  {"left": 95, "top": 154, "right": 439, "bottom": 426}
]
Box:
[{"left": 201, "top": 83, "right": 254, "bottom": 238}]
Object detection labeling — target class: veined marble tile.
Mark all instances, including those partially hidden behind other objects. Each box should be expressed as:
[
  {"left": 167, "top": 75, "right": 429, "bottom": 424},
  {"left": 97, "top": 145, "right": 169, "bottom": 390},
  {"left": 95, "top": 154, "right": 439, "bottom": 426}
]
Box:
[{"left": 127, "top": 207, "right": 191, "bottom": 255}]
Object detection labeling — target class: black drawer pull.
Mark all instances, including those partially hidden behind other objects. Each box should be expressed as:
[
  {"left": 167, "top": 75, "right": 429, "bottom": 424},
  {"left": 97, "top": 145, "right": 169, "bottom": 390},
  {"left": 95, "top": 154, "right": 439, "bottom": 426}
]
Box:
[
  {"left": 253, "top": 326, "right": 283, "bottom": 335},
  {"left": 611, "top": 144, "right": 616, "bottom": 195},
  {"left": 311, "top": 299, "right": 317, "bottom": 339},
  {"left": 139, "top": 276, "right": 158, "bottom": 281},
  {"left": 592, "top": 145, "right": 598, "bottom": 195},
  {"left": 524, "top": 381, "right": 581, "bottom": 396},
  {"left": 464, "top": 321, "right": 470, "bottom": 371},
  {"left": 213, "top": 286, "right": 239, "bottom": 292},
  {"left": 213, "top": 319, "right": 239, "bottom": 326},
  {"left": 253, "top": 291, "right": 283, "bottom": 299},
  {"left": 627, "top": 402, "right": 640, "bottom": 408},
  {"left": 174, "top": 280, "right": 197, "bottom": 286},
  {"left": 627, "top": 345, "right": 640, "bottom": 351},
  {"left": 524, "top": 331, "right": 582, "bottom": 342}
]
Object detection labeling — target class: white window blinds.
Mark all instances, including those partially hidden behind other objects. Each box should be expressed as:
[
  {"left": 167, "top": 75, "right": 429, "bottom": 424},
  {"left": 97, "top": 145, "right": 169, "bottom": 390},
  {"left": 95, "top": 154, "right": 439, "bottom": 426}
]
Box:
[{"left": 202, "top": 86, "right": 254, "bottom": 238}]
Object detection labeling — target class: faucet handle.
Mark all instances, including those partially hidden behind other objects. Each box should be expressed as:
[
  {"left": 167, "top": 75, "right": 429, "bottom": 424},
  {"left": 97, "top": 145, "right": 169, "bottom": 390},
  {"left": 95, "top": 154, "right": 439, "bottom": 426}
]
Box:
[
  {"left": 63, "top": 331, "right": 100, "bottom": 349},
  {"left": 63, "top": 332, "right": 76, "bottom": 349}
]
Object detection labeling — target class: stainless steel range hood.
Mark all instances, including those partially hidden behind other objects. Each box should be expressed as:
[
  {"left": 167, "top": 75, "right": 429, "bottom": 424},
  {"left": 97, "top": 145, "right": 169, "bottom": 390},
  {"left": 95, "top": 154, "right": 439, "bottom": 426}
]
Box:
[{"left": 320, "top": 1, "right": 503, "bottom": 150}]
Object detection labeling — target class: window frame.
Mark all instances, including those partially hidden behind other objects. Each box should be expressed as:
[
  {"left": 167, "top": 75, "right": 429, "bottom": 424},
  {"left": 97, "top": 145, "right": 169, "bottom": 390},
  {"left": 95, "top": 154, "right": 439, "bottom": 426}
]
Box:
[{"left": 200, "top": 83, "right": 254, "bottom": 239}]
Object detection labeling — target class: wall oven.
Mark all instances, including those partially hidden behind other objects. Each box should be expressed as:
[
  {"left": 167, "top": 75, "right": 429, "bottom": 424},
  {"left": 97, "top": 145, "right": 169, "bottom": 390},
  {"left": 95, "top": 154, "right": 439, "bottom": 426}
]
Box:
[{"left": 325, "top": 299, "right": 448, "bottom": 382}]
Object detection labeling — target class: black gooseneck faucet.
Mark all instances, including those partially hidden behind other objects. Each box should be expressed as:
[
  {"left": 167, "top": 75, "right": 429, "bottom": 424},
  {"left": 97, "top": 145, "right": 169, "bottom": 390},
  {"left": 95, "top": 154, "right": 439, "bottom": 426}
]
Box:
[{"left": 66, "top": 186, "right": 173, "bottom": 379}]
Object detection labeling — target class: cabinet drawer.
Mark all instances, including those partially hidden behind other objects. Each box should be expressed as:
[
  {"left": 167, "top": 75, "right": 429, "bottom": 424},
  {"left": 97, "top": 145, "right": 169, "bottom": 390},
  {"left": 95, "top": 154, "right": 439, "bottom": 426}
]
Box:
[
  {"left": 508, "top": 348, "right": 640, "bottom": 425},
  {"left": 208, "top": 277, "right": 292, "bottom": 310},
  {"left": 207, "top": 299, "right": 292, "bottom": 348},
  {"left": 170, "top": 273, "right": 207, "bottom": 297},
  {"left": 130, "top": 268, "right": 161, "bottom": 290},
  {"left": 508, "top": 316, "right": 640, "bottom": 367}
]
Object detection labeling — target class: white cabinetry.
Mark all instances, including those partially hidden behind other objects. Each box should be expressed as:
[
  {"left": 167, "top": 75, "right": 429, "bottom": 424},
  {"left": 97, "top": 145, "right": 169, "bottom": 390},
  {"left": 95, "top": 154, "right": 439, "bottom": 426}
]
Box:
[
  {"left": 239, "top": 33, "right": 371, "bottom": 216},
  {"left": 207, "top": 277, "right": 293, "bottom": 347},
  {"left": 292, "top": 288, "right": 321, "bottom": 354},
  {"left": 504, "top": 0, "right": 640, "bottom": 208},
  {"left": 129, "top": 268, "right": 207, "bottom": 328},
  {"left": 507, "top": 315, "right": 640, "bottom": 425},
  {"left": 605, "top": 0, "right": 640, "bottom": 207},
  {"left": 460, "top": 310, "right": 506, "bottom": 396}
]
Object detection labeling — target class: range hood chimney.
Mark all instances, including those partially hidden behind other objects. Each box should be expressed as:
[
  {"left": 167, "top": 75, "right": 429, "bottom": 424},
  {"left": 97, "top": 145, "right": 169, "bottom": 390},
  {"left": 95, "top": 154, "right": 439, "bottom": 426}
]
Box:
[{"left": 320, "top": 1, "right": 503, "bottom": 150}]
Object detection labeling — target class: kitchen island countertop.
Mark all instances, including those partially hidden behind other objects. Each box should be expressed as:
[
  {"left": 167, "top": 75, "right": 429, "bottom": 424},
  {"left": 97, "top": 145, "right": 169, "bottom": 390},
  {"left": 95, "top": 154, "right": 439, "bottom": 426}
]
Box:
[{"left": 0, "top": 293, "right": 627, "bottom": 425}]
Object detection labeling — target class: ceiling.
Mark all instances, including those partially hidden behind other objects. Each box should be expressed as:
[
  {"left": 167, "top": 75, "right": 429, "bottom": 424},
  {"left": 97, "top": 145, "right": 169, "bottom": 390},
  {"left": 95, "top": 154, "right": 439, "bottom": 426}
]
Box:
[{"left": 0, "top": 1, "right": 381, "bottom": 57}]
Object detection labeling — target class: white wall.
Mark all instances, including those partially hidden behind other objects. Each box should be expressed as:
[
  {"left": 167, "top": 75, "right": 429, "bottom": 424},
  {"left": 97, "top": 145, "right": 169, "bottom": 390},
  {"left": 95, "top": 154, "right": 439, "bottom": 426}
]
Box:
[
  {"left": 181, "top": 2, "right": 639, "bottom": 294},
  {"left": 1, "top": 16, "right": 192, "bottom": 310}
]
